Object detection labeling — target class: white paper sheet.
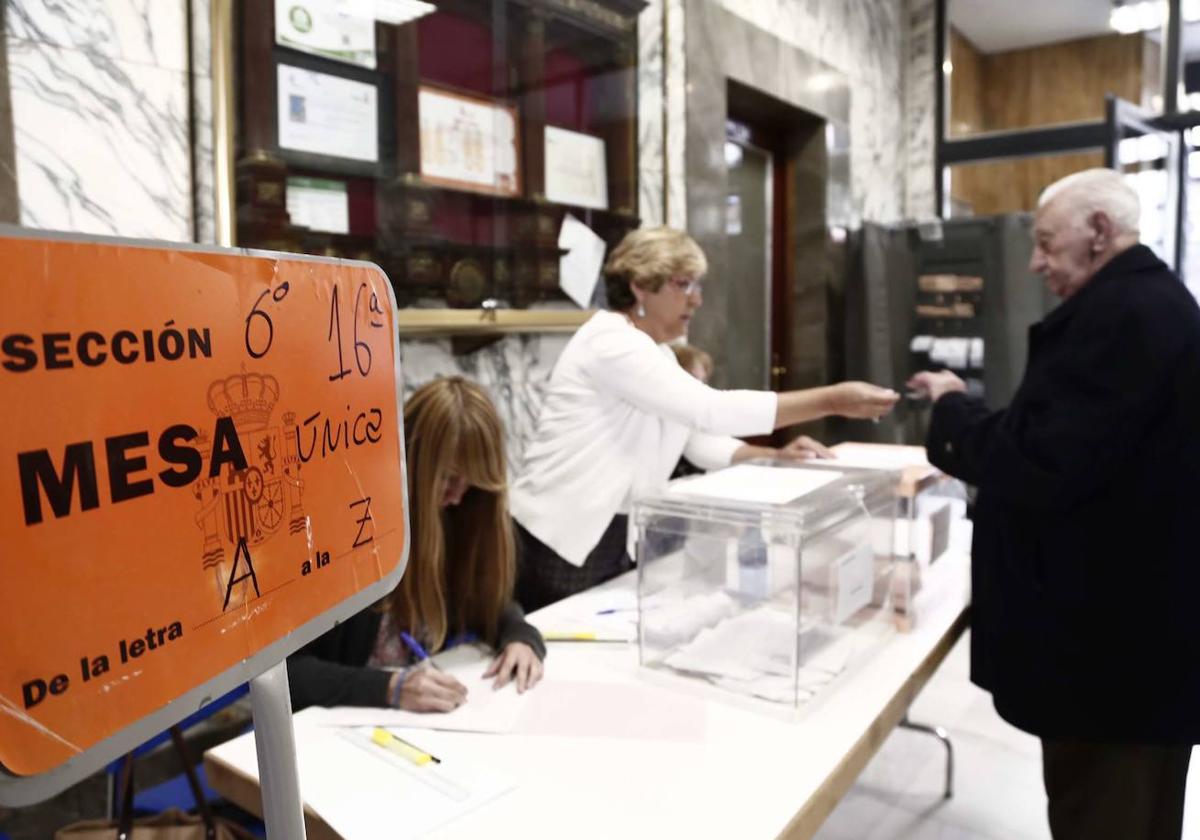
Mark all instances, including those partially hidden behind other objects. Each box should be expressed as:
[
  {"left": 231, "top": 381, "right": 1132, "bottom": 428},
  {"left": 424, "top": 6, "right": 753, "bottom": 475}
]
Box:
[
  {"left": 208, "top": 711, "right": 515, "bottom": 840},
  {"left": 664, "top": 606, "right": 797, "bottom": 681},
  {"left": 832, "top": 542, "right": 874, "bottom": 624},
  {"left": 278, "top": 64, "right": 378, "bottom": 162},
  {"left": 826, "top": 443, "right": 930, "bottom": 472},
  {"left": 312, "top": 649, "right": 529, "bottom": 733},
  {"left": 529, "top": 588, "right": 641, "bottom": 642},
  {"left": 667, "top": 609, "right": 859, "bottom": 704},
  {"left": 558, "top": 213, "right": 606, "bottom": 308},
  {"left": 517, "top": 680, "right": 706, "bottom": 742},
  {"left": 668, "top": 464, "right": 844, "bottom": 506}
]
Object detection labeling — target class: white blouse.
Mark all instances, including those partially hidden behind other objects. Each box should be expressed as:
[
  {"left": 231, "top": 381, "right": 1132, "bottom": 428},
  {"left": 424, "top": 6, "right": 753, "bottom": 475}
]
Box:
[{"left": 511, "top": 310, "right": 777, "bottom": 566}]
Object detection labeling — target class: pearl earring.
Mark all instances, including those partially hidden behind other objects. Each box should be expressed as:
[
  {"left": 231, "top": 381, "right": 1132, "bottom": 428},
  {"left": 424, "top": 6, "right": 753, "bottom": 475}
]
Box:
[{"left": 637, "top": 303, "right": 646, "bottom": 318}]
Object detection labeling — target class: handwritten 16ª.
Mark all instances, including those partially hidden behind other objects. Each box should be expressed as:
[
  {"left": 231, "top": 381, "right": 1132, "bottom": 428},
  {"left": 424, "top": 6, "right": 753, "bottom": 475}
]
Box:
[{"left": 328, "top": 283, "right": 385, "bottom": 382}]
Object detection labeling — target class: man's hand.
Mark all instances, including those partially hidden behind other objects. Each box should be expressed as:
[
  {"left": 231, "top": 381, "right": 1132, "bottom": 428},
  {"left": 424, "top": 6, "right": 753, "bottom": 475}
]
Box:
[
  {"left": 777, "top": 435, "right": 836, "bottom": 460},
  {"left": 906, "top": 370, "right": 967, "bottom": 403}
]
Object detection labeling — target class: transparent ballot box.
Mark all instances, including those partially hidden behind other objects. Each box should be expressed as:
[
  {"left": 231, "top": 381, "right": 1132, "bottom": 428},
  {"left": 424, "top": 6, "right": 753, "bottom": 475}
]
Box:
[{"left": 633, "top": 463, "right": 899, "bottom": 713}]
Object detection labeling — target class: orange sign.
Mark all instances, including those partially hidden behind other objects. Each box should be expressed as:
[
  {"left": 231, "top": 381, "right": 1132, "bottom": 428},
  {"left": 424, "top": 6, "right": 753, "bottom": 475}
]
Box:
[{"left": 0, "top": 234, "right": 407, "bottom": 777}]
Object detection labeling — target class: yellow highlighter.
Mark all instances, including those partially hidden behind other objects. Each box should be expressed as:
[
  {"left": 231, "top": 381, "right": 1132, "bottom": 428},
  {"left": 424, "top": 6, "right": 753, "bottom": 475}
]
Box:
[
  {"left": 371, "top": 727, "right": 438, "bottom": 766},
  {"left": 542, "top": 631, "right": 601, "bottom": 641}
]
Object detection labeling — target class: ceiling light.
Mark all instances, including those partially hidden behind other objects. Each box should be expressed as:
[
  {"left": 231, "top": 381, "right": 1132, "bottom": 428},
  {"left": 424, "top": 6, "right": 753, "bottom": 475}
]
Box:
[
  {"left": 1109, "top": 1, "right": 1165, "bottom": 34},
  {"left": 374, "top": 0, "right": 437, "bottom": 24}
]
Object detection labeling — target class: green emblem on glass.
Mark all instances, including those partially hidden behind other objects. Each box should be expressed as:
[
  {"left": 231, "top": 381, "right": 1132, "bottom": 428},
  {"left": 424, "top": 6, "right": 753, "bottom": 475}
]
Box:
[{"left": 289, "top": 5, "right": 313, "bottom": 33}]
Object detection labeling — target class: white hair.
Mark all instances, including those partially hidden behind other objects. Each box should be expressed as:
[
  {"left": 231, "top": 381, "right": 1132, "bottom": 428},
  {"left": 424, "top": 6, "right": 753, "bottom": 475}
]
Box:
[{"left": 1037, "top": 168, "right": 1141, "bottom": 236}]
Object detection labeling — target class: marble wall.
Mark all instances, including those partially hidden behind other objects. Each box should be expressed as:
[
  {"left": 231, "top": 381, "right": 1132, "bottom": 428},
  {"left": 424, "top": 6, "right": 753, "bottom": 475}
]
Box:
[
  {"left": 399, "top": 334, "right": 569, "bottom": 476},
  {"left": 636, "top": 0, "right": 929, "bottom": 228},
  {"left": 637, "top": 0, "right": 664, "bottom": 226},
  {"left": 715, "top": 0, "right": 907, "bottom": 224},
  {"left": 637, "top": 0, "right": 686, "bottom": 229},
  {"left": 905, "top": 0, "right": 938, "bottom": 220},
  {"left": 5, "top": 0, "right": 195, "bottom": 241},
  {"left": 191, "top": 0, "right": 216, "bottom": 245}
]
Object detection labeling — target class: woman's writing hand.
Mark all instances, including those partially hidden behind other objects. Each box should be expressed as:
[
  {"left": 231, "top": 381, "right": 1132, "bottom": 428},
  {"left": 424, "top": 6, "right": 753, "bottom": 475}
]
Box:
[
  {"left": 826, "top": 382, "right": 899, "bottom": 420},
  {"left": 483, "top": 642, "right": 544, "bottom": 693},
  {"left": 394, "top": 666, "right": 468, "bottom": 713}
]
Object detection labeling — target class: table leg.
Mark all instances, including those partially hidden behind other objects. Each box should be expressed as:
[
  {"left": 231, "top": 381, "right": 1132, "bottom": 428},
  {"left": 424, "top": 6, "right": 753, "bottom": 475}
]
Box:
[{"left": 899, "top": 714, "right": 954, "bottom": 799}]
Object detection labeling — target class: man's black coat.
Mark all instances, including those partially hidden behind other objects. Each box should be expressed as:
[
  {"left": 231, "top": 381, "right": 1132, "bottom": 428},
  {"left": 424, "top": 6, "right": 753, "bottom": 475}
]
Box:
[{"left": 928, "top": 244, "right": 1200, "bottom": 742}]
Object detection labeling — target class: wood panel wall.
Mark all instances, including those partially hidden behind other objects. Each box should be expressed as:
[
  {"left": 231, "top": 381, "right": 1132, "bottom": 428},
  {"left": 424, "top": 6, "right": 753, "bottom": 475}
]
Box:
[
  {"left": 948, "top": 28, "right": 1153, "bottom": 215},
  {"left": 949, "top": 28, "right": 985, "bottom": 137}
]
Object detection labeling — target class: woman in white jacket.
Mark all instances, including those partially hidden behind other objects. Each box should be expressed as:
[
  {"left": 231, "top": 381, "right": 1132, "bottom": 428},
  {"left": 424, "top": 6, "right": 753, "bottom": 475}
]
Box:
[{"left": 511, "top": 227, "right": 898, "bottom": 610}]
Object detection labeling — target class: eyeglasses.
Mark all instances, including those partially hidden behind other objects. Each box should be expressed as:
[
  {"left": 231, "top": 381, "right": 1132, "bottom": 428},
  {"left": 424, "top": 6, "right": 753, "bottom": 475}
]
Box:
[{"left": 666, "top": 276, "right": 704, "bottom": 296}]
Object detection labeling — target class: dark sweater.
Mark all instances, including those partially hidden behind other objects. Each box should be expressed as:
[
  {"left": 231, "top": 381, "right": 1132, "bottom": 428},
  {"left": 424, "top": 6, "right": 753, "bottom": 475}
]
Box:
[{"left": 287, "top": 600, "right": 546, "bottom": 710}]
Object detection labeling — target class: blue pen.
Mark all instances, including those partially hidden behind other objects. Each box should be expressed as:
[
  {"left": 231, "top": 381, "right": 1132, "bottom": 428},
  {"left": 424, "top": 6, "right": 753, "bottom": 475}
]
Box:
[{"left": 399, "top": 631, "right": 442, "bottom": 670}]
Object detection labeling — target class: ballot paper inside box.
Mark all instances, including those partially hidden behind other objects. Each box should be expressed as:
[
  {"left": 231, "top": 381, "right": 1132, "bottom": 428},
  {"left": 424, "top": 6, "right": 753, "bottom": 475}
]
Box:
[{"left": 633, "top": 464, "right": 898, "bottom": 713}]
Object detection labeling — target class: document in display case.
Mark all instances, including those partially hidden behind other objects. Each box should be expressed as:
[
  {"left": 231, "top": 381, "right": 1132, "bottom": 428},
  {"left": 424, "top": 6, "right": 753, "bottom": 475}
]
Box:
[
  {"left": 277, "top": 64, "right": 379, "bottom": 162},
  {"left": 545, "top": 126, "right": 608, "bottom": 210},
  {"left": 633, "top": 464, "right": 898, "bottom": 713},
  {"left": 275, "top": 0, "right": 378, "bottom": 69},
  {"left": 418, "top": 86, "right": 521, "bottom": 196},
  {"left": 234, "top": 0, "right": 645, "bottom": 308}
]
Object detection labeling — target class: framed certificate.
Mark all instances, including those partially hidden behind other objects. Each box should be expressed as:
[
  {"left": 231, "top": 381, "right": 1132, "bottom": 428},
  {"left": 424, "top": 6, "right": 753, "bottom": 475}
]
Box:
[
  {"left": 545, "top": 126, "right": 608, "bottom": 210},
  {"left": 275, "top": 0, "right": 377, "bottom": 69},
  {"left": 277, "top": 63, "right": 379, "bottom": 163},
  {"left": 418, "top": 86, "right": 521, "bottom": 197},
  {"left": 286, "top": 176, "right": 350, "bottom": 234}
]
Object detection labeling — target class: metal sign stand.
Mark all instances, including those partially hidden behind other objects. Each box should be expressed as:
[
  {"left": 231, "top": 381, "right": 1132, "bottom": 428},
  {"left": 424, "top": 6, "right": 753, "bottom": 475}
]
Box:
[{"left": 248, "top": 662, "right": 308, "bottom": 839}]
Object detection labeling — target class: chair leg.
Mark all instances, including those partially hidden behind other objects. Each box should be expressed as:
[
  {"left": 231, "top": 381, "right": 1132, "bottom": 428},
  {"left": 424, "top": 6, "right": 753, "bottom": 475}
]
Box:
[{"left": 899, "top": 713, "right": 954, "bottom": 799}]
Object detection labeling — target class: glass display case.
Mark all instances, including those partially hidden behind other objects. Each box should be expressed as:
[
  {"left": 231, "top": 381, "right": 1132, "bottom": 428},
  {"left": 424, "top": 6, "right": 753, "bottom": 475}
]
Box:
[
  {"left": 228, "top": 0, "right": 645, "bottom": 320},
  {"left": 633, "top": 463, "right": 899, "bottom": 714}
]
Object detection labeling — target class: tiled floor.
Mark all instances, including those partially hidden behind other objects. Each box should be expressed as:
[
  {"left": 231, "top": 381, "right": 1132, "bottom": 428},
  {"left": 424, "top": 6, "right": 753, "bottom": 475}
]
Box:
[{"left": 814, "top": 631, "right": 1200, "bottom": 840}]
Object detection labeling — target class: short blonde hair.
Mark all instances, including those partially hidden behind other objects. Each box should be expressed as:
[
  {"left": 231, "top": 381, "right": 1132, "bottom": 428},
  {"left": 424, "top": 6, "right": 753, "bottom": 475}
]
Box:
[
  {"left": 603, "top": 227, "right": 708, "bottom": 310},
  {"left": 671, "top": 344, "right": 714, "bottom": 379}
]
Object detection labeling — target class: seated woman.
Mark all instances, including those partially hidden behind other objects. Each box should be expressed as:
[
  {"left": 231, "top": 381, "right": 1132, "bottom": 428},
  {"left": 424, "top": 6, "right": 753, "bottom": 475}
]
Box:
[
  {"left": 512, "top": 226, "right": 897, "bottom": 612},
  {"left": 288, "top": 377, "right": 546, "bottom": 712}
]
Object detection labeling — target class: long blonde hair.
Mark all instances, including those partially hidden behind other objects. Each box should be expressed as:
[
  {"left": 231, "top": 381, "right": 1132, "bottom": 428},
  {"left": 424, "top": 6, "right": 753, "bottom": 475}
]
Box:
[{"left": 388, "top": 376, "right": 515, "bottom": 651}]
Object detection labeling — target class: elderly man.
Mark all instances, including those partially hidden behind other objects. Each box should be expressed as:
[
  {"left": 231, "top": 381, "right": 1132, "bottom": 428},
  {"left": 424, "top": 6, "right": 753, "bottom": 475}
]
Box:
[{"left": 910, "top": 169, "right": 1200, "bottom": 840}]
